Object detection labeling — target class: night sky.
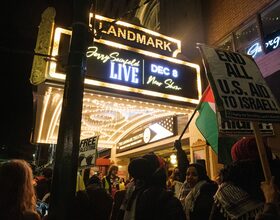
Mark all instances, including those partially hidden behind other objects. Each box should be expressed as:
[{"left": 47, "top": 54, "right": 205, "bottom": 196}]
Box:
[
  {"left": 0, "top": 0, "right": 137, "bottom": 159},
  {"left": 1, "top": 1, "right": 73, "bottom": 159}
]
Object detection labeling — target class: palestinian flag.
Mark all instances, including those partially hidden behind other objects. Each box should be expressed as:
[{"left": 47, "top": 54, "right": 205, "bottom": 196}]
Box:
[
  {"left": 195, "top": 86, "right": 237, "bottom": 164},
  {"left": 195, "top": 86, "right": 219, "bottom": 153}
]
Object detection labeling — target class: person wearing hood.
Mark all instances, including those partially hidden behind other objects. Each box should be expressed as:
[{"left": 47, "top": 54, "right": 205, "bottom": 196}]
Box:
[{"left": 119, "top": 152, "right": 186, "bottom": 220}]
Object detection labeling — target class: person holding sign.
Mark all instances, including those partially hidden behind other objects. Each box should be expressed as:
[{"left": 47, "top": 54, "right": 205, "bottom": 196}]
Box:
[
  {"left": 255, "top": 177, "right": 280, "bottom": 220},
  {"left": 210, "top": 137, "right": 280, "bottom": 220}
]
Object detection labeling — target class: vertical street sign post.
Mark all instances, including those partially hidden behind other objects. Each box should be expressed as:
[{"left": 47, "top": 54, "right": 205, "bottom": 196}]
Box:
[
  {"left": 48, "top": 0, "right": 91, "bottom": 219},
  {"left": 197, "top": 44, "right": 280, "bottom": 182}
]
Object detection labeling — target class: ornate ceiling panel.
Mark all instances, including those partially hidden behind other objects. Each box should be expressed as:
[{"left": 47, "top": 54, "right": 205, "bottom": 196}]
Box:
[{"left": 35, "top": 86, "right": 191, "bottom": 150}]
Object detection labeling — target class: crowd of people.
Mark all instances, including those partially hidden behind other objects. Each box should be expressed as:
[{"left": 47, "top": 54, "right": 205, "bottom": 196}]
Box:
[{"left": 0, "top": 137, "right": 279, "bottom": 220}]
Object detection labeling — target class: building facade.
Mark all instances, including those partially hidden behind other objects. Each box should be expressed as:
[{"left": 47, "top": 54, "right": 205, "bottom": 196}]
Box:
[
  {"left": 30, "top": 0, "right": 280, "bottom": 180},
  {"left": 204, "top": 0, "right": 280, "bottom": 103}
]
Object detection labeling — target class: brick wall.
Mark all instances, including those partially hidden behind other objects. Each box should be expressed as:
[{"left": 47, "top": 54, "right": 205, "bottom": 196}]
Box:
[{"left": 205, "top": 0, "right": 273, "bottom": 44}]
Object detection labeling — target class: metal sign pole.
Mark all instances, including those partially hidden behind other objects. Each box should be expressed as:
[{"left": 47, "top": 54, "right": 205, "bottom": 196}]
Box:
[{"left": 48, "top": 1, "right": 91, "bottom": 219}]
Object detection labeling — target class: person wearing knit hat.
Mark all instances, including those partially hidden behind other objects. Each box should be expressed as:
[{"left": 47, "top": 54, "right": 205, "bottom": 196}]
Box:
[
  {"left": 210, "top": 137, "right": 279, "bottom": 220},
  {"left": 231, "top": 137, "right": 272, "bottom": 162},
  {"left": 128, "top": 157, "right": 153, "bottom": 181}
]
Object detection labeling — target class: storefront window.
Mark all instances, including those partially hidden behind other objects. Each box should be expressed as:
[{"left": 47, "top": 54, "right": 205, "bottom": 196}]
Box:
[
  {"left": 235, "top": 19, "right": 263, "bottom": 58},
  {"left": 261, "top": 1, "right": 280, "bottom": 53},
  {"left": 216, "top": 1, "right": 280, "bottom": 59},
  {"left": 218, "top": 36, "right": 234, "bottom": 51}
]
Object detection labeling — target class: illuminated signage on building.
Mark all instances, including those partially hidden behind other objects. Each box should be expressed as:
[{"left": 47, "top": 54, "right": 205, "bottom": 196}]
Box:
[
  {"left": 49, "top": 20, "right": 201, "bottom": 105},
  {"left": 246, "top": 30, "right": 280, "bottom": 58},
  {"left": 246, "top": 42, "right": 263, "bottom": 58},
  {"left": 91, "top": 14, "right": 181, "bottom": 57},
  {"left": 86, "top": 42, "right": 200, "bottom": 102},
  {"left": 117, "top": 116, "right": 176, "bottom": 153}
]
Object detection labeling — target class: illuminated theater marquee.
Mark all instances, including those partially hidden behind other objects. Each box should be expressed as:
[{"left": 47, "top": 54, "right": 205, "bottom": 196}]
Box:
[
  {"left": 49, "top": 16, "right": 202, "bottom": 105},
  {"left": 98, "top": 23, "right": 172, "bottom": 53},
  {"left": 92, "top": 15, "right": 181, "bottom": 57},
  {"left": 85, "top": 42, "right": 200, "bottom": 103},
  {"left": 86, "top": 44, "right": 184, "bottom": 90}
]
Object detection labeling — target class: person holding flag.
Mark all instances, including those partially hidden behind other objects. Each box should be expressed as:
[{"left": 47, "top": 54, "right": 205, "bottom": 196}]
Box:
[{"left": 173, "top": 85, "right": 227, "bottom": 194}]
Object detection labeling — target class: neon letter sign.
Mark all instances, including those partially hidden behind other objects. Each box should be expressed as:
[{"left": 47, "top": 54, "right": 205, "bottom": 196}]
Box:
[
  {"left": 87, "top": 46, "right": 140, "bottom": 66},
  {"left": 265, "top": 36, "right": 280, "bottom": 49},
  {"left": 151, "top": 64, "right": 170, "bottom": 76},
  {"left": 247, "top": 34, "right": 280, "bottom": 58},
  {"left": 247, "top": 42, "right": 262, "bottom": 58},
  {"left": 150, "top": 64, "right": 178, "bottom": 78},
  {"left": 110, "top": 61, "right": 139, "bottom": 84}
]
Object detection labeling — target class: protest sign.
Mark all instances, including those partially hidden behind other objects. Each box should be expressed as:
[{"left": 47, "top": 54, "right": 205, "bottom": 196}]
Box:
[
  {"left": 197, "top": 44, "right": 278, "bottom": 182},
  {"left": 197, "top": 44, "right": 280, "bottom": 122},
  {"left": 78, "top": 136, "right": 99, "bottom": 169},
  {"left": 217, "top": 112, "right": 274, "bottom": 135}
]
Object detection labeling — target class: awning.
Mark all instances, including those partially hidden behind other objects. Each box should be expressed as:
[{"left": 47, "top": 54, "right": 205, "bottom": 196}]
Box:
[{"left": 96, "top": 157, "right": 111, "bottom": 166}]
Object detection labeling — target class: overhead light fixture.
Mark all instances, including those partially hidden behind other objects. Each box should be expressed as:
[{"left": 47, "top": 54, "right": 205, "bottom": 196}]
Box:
[{"left": 170, "top": 153, "right": 177, "bottom": 165}]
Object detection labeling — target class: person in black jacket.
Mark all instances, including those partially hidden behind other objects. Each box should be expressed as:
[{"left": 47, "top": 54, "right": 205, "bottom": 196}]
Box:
[
  {"left": 210, "top": 137, "right": 280, "bottom": 220},
  {"left": 174, "top": 140, "right": 189, "bottom": 183},
  {"left": 119, "top": 152, "right": 186, "bottom": 220},
  {"left": 71, "top": 174, "right": 113, "bottom": 220},
  {"left": 35, "top": 167, "right": 52, "bottom": 203}
]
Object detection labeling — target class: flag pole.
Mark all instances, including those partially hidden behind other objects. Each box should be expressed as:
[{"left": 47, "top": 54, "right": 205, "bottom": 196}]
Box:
[
  {"left": 178, "top": 86, "right": 210, "bottom": 141},
  {"left": 178, "top": 109, "right": 197, "bottom": 141}
]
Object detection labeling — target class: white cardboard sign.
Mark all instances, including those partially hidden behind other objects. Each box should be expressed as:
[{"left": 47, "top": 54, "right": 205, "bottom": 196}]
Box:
[{"left": 198, "top": 44, "right": 280, "bottom": 122}]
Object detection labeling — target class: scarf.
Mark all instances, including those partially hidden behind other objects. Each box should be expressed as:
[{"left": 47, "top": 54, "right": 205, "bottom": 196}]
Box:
[
  {"left": 214, "top": 182, "right": 263, "bottom": 220},
  {"left": 183, "top": 180, "right": 208, "bottom": 220}
]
